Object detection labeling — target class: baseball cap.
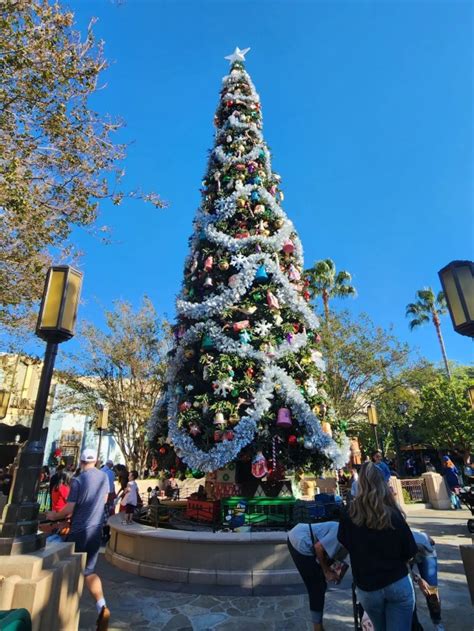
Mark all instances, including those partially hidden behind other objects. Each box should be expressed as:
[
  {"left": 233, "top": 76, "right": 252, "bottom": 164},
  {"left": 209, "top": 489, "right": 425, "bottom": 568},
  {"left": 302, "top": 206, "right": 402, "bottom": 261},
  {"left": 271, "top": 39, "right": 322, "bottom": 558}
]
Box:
[
  {"left": 442, "top": 456, "right": 450, "bottom": 462},
  {"left": 106, "top": 459, "right": 114, "bottom": 467},
  {"left": 80, "top": 448, "right": 97, "bottom": 463}
]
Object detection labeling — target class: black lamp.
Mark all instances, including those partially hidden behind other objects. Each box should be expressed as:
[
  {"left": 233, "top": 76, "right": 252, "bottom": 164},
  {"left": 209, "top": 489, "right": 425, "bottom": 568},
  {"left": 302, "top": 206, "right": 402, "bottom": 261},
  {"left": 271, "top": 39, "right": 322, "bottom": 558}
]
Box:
[
  {"left": 438, "top": 260, "right": 474, "bottom": 337},
  {"left": 0, "top": 266, "right": 82, "bottom": 555}
]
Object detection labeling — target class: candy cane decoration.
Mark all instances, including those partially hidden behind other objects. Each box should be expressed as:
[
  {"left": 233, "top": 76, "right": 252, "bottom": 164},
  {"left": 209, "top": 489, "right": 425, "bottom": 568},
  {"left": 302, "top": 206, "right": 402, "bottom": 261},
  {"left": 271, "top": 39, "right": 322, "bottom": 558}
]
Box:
[{"left": 272, "top": 435, "right": 284, "bottom": 469}]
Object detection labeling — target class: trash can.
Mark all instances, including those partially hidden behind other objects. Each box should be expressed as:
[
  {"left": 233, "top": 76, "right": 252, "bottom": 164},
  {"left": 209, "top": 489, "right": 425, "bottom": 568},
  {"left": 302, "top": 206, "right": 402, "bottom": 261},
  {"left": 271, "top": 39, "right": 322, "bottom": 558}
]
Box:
[{"left": 0, "top": 609, "right": 32, "bottom": 631}]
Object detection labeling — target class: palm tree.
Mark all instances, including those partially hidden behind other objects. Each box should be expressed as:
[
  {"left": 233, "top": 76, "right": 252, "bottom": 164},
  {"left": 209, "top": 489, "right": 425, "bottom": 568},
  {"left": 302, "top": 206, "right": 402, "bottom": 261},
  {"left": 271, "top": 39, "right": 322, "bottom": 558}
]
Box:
[
  {"left": 303, "top": 259, "right": 356, "bottom": 321},
  {"left": 406, "top": 288, "right": 451, "bottom": 378}
]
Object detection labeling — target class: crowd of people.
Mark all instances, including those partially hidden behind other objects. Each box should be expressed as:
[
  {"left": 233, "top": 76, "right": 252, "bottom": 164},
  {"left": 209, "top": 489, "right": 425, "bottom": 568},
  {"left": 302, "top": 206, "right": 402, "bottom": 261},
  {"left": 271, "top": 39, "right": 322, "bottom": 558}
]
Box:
[{"left": 289, "top": 458, "right": 451, "bottom": 631}]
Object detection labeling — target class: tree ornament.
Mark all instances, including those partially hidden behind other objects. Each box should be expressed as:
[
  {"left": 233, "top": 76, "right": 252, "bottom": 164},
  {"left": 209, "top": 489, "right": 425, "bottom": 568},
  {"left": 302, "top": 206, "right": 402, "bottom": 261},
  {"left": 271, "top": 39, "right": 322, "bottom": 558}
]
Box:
[
  {"left": 288, "top": 435, "right": 297, "bottom": 445},
  {"left": 201, "top": 334, "right": 214, "bottom": 350},
  {"left": 239, "top": 330, "right": 252, "bottom": 344},
  {"left": 226, "top": 135, "right": 233, "bottom": 143},
  {"left": 203, "top": 276, "right": 213, "bottom": 289},
  {"left": 239, "top": 305, "right": 257, "bottom": 315},
  {"left": 282, "top": 239, "right": 295, "bottom": 254},
  {"left": 254, "top": 320, "right": 273, "bottom": 337},
  {"left": 254, "top": 204, "right": 265, "bottom": 214},
  {"left": 192, "top": 401, "right": 201, "bottom": 408},
  {"left": 246, "top": 366, "right": 255, "bottom": 377},
  {"left": 275, "top": 218, "right": 284, "bottom": 228},
  {"left": 251, "top": 451, "right": 269, "bottom": 478},
  {"left": 214, "top": 412, "right": 226, "bottom": 426},
  {"left": 251, "top": 191, "right": 260, "bottom": 201},
  {"left": 218, "top": 259, "right": 230, "bottom": 271},
  {"left": 266, "top": 290, "right": 280, "bottom": 310},
  {"left": 305, "top": 378, "right": 318, "bottom": 397},
  {"left": 276, "top": 407, "right": 292, "bottom": 428},
  {"left": 223, "top": 430, "right": 234, "bottom": 441},
  {"left": 253, "top": 292, "right": 263, "bottom": 302},
  {"left": 228, "top": 274, "right": 240, "bottom": 288},
  {"left": 273, "top": 312, "right": 283, "bottom": 326},
  {"left": 237, "top": 197, "right": 246, "bottom": 208},
  {"left": 184, "top": 348, "right": 195, "bottom": 359},
  {"left": 159, "top": 446, "right": 167, "bottom": 455},
  {"left": 214, "top": 430, "right": 223, "bottom": 442},
  {"left": 288, "top": 264, "right": 301, "bottom": 281},
  {"left": 189, "top": 424, "right": 201, "bottom": 436},
  {"left": 204, "top": 256, "right": 214, "bottom": 271},
  {"left": 255, "top": 265, "right": 269, "bottom": 282},
  {"left": 303, "top": 291, "right": 311, "bottom": 301},
  {"left": 233, "top": 320, "right": 250, "bottom": 332},
  {"left": 212, "top": 378, "right": 233, "bottom": 397},
  {"left": 247, "top": 161, "right": 257, "bottom": 173},
  {"left": 321, "top": 421, "right": 332, "bottom": 437},
  {"left": 179, "top": 401, "right": 192, "bottom": 412}
]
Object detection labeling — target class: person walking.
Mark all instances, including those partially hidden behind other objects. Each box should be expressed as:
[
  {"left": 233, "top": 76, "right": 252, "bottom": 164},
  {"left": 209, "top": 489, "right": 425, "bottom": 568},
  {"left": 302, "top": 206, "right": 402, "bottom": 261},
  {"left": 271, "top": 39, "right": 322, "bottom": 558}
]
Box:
[
  {"left": 51, "top": 471, "right": 72, "bottom": 512},
  {"left": 119, "top": 470, "right": 139, "bottom": 524},
  {"left": 442, "top": 456, "right": 462, "bottom": 510},
  {"left": 101, "top": 460, "right": 116, "bottom": 516},
  {"left": 46, "top": 448, "right": 110, "bottom": 631},
  {"left": 371, "top": 450, "right": 391, "bottom": 483},
  {"left": 288, "top": 521, "right": 349, "bottom": 631},
  {"left": 337, "top": 461, "right": 417, "bottom": 631}
]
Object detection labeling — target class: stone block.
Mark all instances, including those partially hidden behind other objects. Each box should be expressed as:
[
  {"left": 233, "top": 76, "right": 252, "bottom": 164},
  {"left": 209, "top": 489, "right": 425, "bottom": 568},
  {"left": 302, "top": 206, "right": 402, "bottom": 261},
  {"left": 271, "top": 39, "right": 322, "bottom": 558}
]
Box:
[
  {"left": 252, "top": 568, "right": 302, "bottom": 587},
  {"left": 188, "top": 568, "right": 217, "bottom": 585},
  {"left": 108, "top": 551, "right": 140, "bottom": 575},
  {"left": 215, "top": 570, "right": 252, "bottom": 588},
  {"left": 139, "top": 562, "right": 189, "bottom": 583},
  {"left": 422, "top": 473, "right": 451, "bottom": 510}
]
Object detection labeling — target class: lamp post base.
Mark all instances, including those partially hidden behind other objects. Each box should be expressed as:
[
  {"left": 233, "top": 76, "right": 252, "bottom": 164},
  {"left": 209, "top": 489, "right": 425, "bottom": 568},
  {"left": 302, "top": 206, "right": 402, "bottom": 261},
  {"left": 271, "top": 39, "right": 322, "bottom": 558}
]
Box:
[{"left": 0, "top": 531, "right": 47, "bottom": 556}]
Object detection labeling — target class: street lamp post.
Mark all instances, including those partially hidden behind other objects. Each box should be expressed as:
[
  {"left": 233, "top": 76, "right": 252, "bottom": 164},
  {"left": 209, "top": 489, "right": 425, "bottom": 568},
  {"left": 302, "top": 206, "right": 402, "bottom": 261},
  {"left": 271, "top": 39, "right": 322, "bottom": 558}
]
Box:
[
  {"left": 96, "top": 404, "right": 109, "bottom": 466},
  {"left": 395, "top": 402, "right": 408, "bottom": 476},
  {"left": 0, "top": 266, "right": 82, "bottom": 555},
  {"left": 467, "top": 386, "right": 474, "bottom": 411},
  {"left": 367, "top": 403, "right": 380, "bottom": 452},
  {"left": 438, "top": 260, "right": 474, "bottom": 338}
]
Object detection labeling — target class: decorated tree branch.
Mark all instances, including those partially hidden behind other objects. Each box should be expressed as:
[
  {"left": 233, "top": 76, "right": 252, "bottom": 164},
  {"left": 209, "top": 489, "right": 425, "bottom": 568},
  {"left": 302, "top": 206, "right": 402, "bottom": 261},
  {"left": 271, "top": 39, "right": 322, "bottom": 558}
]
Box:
[{"left": 151, "top": 48, "right": 348, "bottom": 476}]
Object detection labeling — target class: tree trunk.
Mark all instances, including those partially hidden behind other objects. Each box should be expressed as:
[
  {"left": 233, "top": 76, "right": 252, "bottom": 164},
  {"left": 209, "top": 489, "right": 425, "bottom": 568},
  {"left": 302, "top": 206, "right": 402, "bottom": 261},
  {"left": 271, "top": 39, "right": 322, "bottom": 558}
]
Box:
[
  {"left": 322, "top": 290, "right": 330, "bottom": 322},
  {"left": 432, "top": 312, "right": 451, "bottom": 379}
]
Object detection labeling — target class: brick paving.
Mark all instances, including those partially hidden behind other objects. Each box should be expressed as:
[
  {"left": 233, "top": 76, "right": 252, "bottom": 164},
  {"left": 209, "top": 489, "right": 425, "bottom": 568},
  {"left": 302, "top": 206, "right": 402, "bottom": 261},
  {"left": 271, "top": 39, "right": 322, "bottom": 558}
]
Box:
[{"left": 79, "top": 507, "right": 473, "bottom": 630}]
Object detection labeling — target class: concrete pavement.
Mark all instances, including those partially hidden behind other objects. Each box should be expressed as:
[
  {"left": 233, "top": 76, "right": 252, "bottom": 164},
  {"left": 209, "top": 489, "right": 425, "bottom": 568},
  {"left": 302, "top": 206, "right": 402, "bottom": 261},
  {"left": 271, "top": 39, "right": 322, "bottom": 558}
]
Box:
[{"left": 79, "top": 506, "right": 473, "bottom": 630}]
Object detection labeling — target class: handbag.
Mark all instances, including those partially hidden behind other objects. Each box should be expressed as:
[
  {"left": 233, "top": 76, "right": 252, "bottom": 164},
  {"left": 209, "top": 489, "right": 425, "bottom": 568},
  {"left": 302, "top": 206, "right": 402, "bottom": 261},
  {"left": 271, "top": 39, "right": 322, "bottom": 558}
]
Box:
[{"left": 308, "top": 524, "right": 349, "bottom": 584}]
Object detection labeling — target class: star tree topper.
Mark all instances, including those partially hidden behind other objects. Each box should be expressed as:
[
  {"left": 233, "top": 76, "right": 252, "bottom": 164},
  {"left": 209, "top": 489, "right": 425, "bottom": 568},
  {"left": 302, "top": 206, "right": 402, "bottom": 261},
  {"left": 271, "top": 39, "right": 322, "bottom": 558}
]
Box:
[{"left": 225, "top": 46, "right": 251, "bottom": 64}]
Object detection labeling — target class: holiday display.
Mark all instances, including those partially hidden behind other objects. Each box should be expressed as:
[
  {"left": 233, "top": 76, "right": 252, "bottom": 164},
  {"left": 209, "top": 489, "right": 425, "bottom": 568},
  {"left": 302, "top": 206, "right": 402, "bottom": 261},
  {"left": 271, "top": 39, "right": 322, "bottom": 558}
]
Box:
[{"left": 150, "top": 47, "right": 348, "bottom": 473}]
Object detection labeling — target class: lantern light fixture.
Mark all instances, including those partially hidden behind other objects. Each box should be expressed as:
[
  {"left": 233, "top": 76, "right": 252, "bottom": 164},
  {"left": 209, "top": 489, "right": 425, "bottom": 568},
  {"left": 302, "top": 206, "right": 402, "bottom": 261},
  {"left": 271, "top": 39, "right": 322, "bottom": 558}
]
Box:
[
  {"left": 0, "top": 390, "right": 11, "bottom": 420},
  {"left": 367, "top": 403, "right": 378, "bottom": 426},
  {"left": 438, "top": 260, "right": 474, "bottom": 338},
  {"left": 36, "top": 266, "right": 83, "bottom": 343}
]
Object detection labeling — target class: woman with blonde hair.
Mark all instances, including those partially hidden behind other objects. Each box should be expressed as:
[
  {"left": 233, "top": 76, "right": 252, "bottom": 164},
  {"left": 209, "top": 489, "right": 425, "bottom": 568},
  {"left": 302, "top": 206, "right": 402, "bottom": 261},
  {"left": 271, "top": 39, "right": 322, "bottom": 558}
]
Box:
[{"left": 337, "top": 461, "right": 418, "bottom": 631}]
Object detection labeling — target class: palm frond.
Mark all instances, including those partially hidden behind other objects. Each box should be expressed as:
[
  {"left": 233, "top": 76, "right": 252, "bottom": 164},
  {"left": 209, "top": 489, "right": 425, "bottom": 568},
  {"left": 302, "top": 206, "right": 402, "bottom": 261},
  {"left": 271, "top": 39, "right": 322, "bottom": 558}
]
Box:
[{"left": 408, "top": 314, "right": 429, "bottom": 330}]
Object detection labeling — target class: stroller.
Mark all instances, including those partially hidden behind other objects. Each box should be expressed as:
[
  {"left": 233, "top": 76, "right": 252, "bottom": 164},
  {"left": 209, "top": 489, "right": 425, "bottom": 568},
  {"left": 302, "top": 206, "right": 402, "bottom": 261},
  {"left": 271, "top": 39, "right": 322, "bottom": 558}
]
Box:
[{"left": 459, "top": 487, "right": 474, "bottom": 534}]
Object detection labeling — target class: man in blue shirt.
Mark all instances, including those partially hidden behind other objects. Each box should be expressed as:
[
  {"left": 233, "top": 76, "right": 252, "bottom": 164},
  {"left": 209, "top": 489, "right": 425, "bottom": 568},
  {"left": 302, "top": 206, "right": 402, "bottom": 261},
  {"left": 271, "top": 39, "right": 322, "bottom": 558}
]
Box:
[
  {"left": 47, "top": 448, "right": 110, "bottom": 630},
  {"left": 101, "top": 460, "right": 116, "bottom": 516}
]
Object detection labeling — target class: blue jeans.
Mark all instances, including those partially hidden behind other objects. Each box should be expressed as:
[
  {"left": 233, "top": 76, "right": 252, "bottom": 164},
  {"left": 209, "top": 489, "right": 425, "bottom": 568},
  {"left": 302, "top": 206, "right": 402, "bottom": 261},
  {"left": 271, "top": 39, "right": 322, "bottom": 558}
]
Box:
[
  {"left": 357, "top": 575, "right": 415, "bottom": 631},
  {"left": 416, "top": 551, "right": 437, "bottom": 586}
]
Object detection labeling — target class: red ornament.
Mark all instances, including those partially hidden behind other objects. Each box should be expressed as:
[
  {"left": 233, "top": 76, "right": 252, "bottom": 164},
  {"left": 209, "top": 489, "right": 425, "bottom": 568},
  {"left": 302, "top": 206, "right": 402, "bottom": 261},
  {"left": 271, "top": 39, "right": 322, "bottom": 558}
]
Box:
[
  {"left": 293, "top": 323, "right": 300, "bottom": 333},
  {"left": 303, "top": 291, "right": 311, "bottom": 301},
  {"left": 214, "top": 430, "right": 223, "bottom": 442},
  {"left": 246, "top": 367, "right": 254, "bottom": 377},
  {"left": 288, "top": 435, "right": 297, "bottom": 445},
  {"left": 224, "top": 430, "right": 234, "bottom": 441},
  {"left": 159, "top": 446, "right": 167, "bottom": 455},
  {"left": 179, "top": 401, "right": 192, "bottom": 412}
]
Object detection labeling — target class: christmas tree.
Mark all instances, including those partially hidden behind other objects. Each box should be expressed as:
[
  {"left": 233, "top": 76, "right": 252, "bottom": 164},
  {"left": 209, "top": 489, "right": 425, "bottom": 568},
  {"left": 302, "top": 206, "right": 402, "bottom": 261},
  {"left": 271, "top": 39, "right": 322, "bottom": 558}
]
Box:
[{"left": 152, "top": 48, "right": 347, "bottom": 476}]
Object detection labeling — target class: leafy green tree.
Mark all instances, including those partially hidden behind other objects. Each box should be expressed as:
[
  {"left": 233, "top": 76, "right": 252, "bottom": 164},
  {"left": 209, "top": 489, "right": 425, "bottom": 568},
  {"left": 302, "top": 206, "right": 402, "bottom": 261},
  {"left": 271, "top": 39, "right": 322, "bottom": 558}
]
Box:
[
  {"left": 320, "top": 310, "right": 412, "bottom": 431},
  {"left": 406, "top": 288, "right": 450, "bottom": 378},
  {"left": 58, "top": 298, "right": 171, "bottom": 473},
  {"left": 0, "top": 0, "right": 163, "bottom": 329},
  {"left": 303, "top": 259, "right": 356, "bottom": 321},
  {"left": 412, "top": 367, "right": 474, "bottom": 461}
]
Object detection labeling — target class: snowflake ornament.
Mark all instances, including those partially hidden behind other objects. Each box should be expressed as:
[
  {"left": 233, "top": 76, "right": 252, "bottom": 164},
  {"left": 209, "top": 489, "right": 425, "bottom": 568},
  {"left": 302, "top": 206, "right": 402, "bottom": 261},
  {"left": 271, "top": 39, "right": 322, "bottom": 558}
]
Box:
[
  {"left": 254, "top": 320, "right": 273, "bottom": 337},
  {"left": 231, "top": 253, "right": 247, "bottom": 268},
  {"left": 212, "top": 377, "right": 234, "bottom": 398},
  {"left": 305, "top": 378, "right": 318, "bottom": 397}
]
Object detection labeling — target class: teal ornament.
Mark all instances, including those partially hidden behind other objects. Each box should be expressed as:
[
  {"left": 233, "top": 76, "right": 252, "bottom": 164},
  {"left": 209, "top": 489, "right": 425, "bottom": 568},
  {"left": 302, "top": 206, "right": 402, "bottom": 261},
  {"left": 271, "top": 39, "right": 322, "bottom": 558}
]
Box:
[
  {"left": 259, "top": 150, "right": 265, "bottom": 159},
  {"left": 251, "top": 191, "right": 260, "bottom": 201},
  {"left": 255, "top": 265, "right": 268, "bottom": 282},
  {"left": 231, "top": 388, "right": 239, "bottom": 397},
  {"left": 298, "top": 436, "right": 305, "bottom": 444},
  {"left": 191, "top": 470, "right": 205, "bottom": 479},
  {"left": 201, "top": 334, "right": 214, "bottom": 350},
  {"left": 175, "top": 385, "right": 184, "bottom": 395},
  {"left": 239, "top": 330, "right": 251, "bottom": 344},
  {"left": 340, "top": 420, "right": 348, "bottom": 432},
  {"left": 303, "top": 439, "right": 314, "bottom": 450},
  {"left": 252, "top": 176, "right": 262, "bottom": 185}
]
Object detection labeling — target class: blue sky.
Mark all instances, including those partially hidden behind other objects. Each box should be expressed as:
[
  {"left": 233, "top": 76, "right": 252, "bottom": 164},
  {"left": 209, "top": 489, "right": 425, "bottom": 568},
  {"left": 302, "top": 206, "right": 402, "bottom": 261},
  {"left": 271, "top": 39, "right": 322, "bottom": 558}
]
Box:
[{"left": 65, "top": 0, "right": 473, "bottom": 366}]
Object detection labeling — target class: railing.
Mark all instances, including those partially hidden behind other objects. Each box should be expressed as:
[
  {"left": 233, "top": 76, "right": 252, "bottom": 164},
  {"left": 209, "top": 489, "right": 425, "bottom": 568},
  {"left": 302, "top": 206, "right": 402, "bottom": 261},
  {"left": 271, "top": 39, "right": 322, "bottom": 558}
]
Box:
[{"left": 400, "top": 478, "right": 426, "bottom": 503}]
